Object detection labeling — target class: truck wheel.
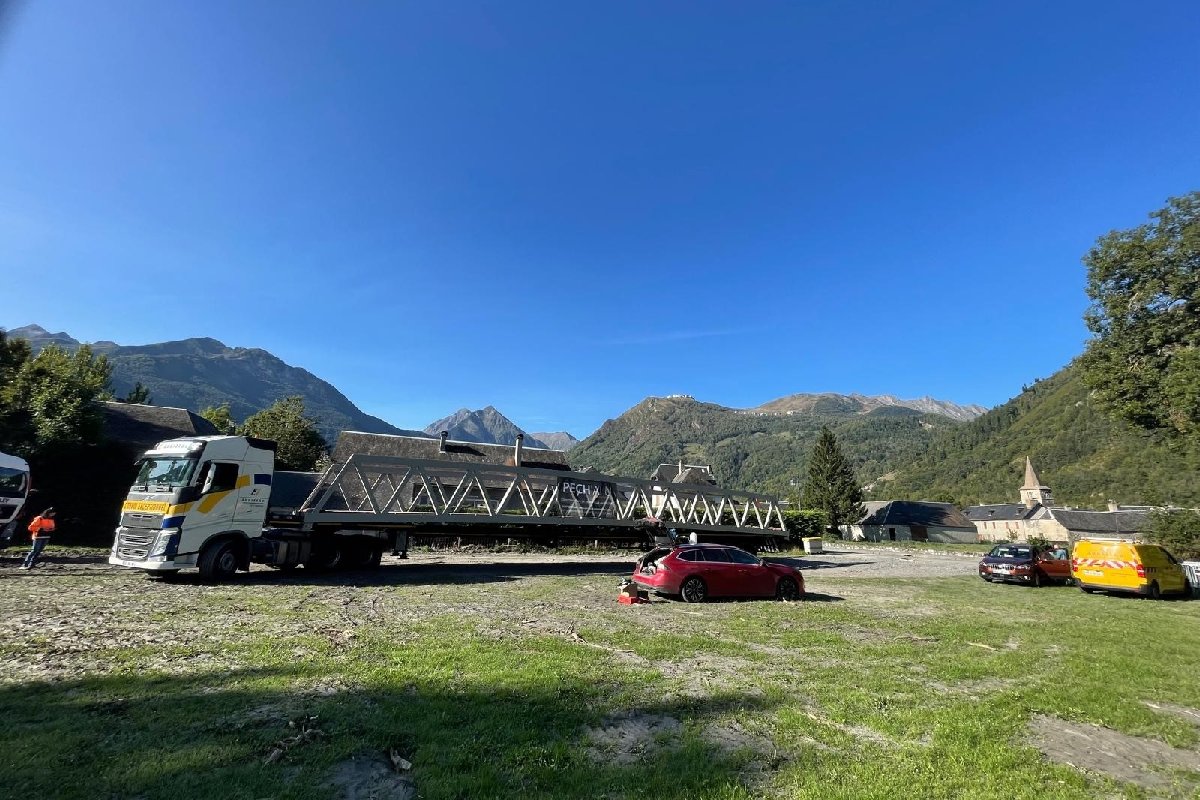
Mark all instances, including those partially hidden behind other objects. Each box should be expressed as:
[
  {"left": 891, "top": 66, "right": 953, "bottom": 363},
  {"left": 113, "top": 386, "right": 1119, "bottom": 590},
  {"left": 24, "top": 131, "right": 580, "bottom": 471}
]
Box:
[
  {"left": 344, "top": 541, "right": 383, "bottom": 570},
  {"left": 198, "top": 541, "right": 238, "bottom": 582},
  {"left": 304, "top": 542, "right": 344, "bottom": 572}
]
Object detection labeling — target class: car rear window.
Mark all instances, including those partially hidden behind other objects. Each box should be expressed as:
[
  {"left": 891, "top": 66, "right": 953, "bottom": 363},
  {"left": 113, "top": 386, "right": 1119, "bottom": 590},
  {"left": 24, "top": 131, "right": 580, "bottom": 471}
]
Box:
[{"left": 677, "top": 550, "right": 702, "bottom": 562}]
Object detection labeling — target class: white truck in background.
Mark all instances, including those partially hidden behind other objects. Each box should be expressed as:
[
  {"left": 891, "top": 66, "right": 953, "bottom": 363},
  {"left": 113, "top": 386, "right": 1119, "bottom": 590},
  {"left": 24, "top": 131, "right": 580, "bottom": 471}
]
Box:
[{"left": 0, "top": 450, "right": 31, "bottom": 543}]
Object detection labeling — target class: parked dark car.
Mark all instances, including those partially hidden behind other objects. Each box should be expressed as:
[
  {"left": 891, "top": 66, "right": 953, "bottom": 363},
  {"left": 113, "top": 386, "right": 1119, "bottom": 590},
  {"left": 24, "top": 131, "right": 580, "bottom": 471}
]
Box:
[
  {"left": 978, "top": 543, "right": 1070, "bottom": 586},
  {"left": 632, "top": 544, "right": 805, "bottom": 603}
]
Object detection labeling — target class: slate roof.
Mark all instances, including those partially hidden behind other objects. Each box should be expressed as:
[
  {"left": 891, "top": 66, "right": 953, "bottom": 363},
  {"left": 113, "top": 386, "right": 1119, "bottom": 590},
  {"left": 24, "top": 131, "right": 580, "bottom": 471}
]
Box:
[
  {"left": 332, "top": 431, "right": 571, "bottom": 471},
  {"left": 650, "top": 463, "right": 718, "bottom": 485},
  {"left": 1049, "top": 508, "right": 1150, "bottom": 535},
  {"left": 101, "top": 401, "right": 219, "bottom": 454},
  {"left": 1022, "top": 457, "right": 1050, "bottom": 490},
  {"left": 964, "top": 503, "right": 1037, "bottom": 522},
  {"left": 856, "top": 500, "right": 976, "bottom": 531}
]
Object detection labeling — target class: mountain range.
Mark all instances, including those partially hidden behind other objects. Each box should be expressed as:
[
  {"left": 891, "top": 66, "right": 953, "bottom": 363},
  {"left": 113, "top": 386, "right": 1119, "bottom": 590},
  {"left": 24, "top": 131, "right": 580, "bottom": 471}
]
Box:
[
  {"left": 8, "top": 325, "right": 420, "bottom": 443},
  {"left": 8, "top": 324, "right": 1190, "bottom": 507}
]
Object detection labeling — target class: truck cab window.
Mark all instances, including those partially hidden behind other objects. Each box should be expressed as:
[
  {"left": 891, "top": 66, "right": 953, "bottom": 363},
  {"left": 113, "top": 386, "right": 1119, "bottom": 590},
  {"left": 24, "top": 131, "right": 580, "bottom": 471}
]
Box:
[{"left": 202, "top": 463, "right": 240, "bottom": 494}]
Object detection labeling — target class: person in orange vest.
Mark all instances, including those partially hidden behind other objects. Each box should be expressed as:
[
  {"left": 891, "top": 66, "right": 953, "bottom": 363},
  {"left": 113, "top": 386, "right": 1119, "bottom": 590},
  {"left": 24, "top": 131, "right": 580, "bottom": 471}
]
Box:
[{"left": 20, "top": 508, "right": 56, "bottom": 570}]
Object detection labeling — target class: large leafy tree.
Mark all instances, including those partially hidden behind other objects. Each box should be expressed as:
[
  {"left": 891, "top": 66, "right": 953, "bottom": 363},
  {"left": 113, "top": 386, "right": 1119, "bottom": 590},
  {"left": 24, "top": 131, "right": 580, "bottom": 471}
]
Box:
[
  {"left": 800, "top": 427, "right": 865, "bottom": 535},
  {"left": 241, "top": 396, "right": 327, "bottom": 471},
  {"left": 0, "top": 340, "right": 112, "bottom": 456},
  {"left": 1079, "top": 191, "right": 1200, "bottom": 437},
  {"left": 199, "top": 403, "right": 239, "bottom": 435}
]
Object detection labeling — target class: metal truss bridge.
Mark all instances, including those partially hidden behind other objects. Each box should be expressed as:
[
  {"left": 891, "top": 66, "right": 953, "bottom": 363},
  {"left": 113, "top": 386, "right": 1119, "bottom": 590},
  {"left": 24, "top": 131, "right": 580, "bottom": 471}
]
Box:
[{"left": 292, "top": 454, "right": 787, "bottom": 542}]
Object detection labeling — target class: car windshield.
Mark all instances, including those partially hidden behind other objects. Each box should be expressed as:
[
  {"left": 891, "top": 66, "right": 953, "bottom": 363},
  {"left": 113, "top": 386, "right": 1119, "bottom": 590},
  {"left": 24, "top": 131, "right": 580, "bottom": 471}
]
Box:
[
  {"left": 0, "top": 467, "right": 27, "bottom": 497},
  {"left": 134, "top": 457, "right": 198, "bottom": 489},
  {"left": 989, "top": 545, "right": 1033, "bottom": 559}
]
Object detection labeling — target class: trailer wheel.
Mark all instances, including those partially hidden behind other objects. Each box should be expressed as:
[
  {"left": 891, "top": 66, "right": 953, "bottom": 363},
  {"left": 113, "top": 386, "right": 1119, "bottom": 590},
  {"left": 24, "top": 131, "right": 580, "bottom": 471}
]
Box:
[
  {"left": 345, "top": 540, "right": 383, "bottom": 570},
  {"left": 198, "top": 541, "right": 238, "bottom": 582}
]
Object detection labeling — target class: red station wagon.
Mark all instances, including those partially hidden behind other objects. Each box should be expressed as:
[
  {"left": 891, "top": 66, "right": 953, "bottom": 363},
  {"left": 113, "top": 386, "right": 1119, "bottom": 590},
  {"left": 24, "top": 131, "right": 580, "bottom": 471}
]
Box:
[{"left": 632, "top": 544, "right": 805, "bottom": 603}]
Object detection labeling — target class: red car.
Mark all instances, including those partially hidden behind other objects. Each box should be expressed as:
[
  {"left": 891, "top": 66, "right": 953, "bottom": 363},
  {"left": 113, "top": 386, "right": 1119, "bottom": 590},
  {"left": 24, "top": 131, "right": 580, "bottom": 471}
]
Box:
[
  {"left": 978, "top": 543, "right": 1071, "bottom": 586},
  {"left": 632, "top": 544, "right": 805, "bottom": 603}
]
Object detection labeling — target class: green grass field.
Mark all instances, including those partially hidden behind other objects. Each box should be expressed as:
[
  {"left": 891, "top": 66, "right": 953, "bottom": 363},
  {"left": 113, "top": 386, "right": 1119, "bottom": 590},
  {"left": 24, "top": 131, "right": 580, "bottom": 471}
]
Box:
[{"left": 0, "top": 559, "right": 1197, "bottom": 799}]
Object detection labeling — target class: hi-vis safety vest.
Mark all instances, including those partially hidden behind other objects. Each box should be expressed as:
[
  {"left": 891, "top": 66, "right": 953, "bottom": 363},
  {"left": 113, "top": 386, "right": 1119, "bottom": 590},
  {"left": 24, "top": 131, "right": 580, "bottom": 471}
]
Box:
[{"left": 28, "top": 516, "right": 55, "bottom": 538}]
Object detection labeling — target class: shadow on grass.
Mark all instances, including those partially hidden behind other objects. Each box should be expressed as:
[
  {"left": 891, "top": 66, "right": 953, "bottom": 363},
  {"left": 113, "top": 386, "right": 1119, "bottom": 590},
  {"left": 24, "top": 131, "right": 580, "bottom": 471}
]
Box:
[
  {"left": 118, "top": 559, "right": 641, "bottom": 590},
  {"left": 0, "top": 664, "right": 777, "bottom": 800}
]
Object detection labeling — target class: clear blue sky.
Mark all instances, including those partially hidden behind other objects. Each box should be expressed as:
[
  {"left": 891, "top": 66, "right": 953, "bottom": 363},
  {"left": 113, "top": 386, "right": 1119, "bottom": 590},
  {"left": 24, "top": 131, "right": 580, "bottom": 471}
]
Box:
[{"left": 2, "top": 1, "right": 1198, "bottom": 437}]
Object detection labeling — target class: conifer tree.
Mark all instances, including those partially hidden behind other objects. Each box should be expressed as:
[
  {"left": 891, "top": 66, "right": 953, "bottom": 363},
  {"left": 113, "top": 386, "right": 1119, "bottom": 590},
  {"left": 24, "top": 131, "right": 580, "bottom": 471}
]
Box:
[{"left": 800, "top": 427, "right": 865, "bottom": 536}]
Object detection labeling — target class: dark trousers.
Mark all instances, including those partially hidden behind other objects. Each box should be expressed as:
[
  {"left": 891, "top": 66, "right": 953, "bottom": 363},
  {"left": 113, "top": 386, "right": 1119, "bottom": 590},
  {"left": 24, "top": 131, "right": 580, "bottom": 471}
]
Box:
[{"left": 23, "top": 537, "right": 49, "bottom": 568}]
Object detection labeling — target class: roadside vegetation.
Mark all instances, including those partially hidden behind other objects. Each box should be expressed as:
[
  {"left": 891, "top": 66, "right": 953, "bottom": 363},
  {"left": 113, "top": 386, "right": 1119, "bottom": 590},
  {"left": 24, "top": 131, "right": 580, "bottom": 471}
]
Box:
[{"left": 2, "top": 557, "right": 1197, "bottom": 799}]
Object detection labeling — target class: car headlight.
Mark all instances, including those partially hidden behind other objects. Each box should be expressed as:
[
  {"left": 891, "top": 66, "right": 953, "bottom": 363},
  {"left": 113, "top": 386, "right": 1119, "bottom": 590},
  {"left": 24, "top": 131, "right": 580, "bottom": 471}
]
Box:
[{"left": 149, "top": 529, "right": 181, "bottom": 558}]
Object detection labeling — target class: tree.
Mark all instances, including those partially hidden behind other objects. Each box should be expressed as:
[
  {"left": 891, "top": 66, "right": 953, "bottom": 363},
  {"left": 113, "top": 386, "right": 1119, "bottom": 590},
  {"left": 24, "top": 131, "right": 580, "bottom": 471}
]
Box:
[
  {"left": 240, "top": 396, "right": 327, "bottom": 471},
  {"left": 1079, "top": 191, "right": 1200, "bottom": 437},
  {"left": 1147, "top": 508, "right": 1200, "bottom": 562},
  {"left": 121, "top": 382, "right": 153, "bottom": 404},
  {"left": 799, "top": 427, "right": 865, "bottom": 536},
  {"left": 199, "top": 403, "right": 239, "bottom": 435},
  {"left": 0, "top": 343, "right": 112, "bottom": 456}
]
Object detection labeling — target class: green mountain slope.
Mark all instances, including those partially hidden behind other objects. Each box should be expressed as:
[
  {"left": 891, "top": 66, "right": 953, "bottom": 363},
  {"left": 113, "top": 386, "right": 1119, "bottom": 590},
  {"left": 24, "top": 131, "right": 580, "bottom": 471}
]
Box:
[
  {"left": 877, "top": 363, "right": 1200, "bottom": 507},
  {"left": 568, "top": 396, "right": 960, "bottom": 495},
  {"left": 8, "top": 325, "right": 415, "bottom": 442}
]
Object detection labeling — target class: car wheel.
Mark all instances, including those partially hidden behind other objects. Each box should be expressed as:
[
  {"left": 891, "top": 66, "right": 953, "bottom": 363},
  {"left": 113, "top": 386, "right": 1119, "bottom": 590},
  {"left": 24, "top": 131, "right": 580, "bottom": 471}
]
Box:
[
  {"left": 775, "top": 577, "right": 801, "bottom": 601},
  {"left": 198, "top": 541, "right": 238, "bottom": 582},
  {"left": 680, "top": 576, "right": 707, "bottom": 604},
  {"left": 1147, "top": 581, "right": 1161, "bottom": 600}
]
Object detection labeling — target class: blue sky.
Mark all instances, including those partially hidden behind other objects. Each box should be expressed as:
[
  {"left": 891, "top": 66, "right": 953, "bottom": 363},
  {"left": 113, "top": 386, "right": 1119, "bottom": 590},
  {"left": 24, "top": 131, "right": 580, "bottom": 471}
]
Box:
[{"left": 2, "top": 1, "right": 1198, "bottom": 437}]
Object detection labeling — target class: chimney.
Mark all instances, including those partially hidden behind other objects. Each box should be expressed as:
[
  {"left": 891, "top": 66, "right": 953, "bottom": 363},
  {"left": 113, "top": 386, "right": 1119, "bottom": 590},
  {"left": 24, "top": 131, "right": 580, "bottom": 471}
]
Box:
[
  {"left": 439, "top": 431, "right": 448, "bottom": 454},
  {"left": 514, "top": 433, "right": 524, "bottom": 467}
]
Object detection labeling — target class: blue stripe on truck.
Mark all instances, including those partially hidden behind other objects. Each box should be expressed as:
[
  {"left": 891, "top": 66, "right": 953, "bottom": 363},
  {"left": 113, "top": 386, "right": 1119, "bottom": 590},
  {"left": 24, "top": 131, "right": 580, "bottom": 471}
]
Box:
[{"left": 254, "top": 474, "right": 272, "bottom": 486}]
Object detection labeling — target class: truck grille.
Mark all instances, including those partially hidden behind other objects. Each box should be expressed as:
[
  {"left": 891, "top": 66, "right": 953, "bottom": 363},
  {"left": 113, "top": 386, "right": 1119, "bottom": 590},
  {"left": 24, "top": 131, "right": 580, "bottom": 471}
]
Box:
[
  {"left": 116, "top": 530, "right": 156, "bottom": 560},
  {"left": 121, "top": 511, "right": 163, "bottom": 530}
]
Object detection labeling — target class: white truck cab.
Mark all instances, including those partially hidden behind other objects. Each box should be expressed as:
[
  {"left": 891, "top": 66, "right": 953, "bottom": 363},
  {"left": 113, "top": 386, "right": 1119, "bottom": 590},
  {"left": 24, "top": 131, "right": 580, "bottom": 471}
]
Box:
[
  {"left": 110, "top": 436, "right": 276, "bottom": 577},
  {"left": 0, "top": 450, "right": 31, "bottom": 541}
]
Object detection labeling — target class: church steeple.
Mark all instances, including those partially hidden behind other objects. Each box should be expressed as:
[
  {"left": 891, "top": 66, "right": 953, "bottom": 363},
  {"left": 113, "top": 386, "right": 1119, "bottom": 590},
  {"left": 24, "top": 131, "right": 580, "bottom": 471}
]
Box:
[{"left": 1019, "top": 457, "right": 1053, "bottom": 509}]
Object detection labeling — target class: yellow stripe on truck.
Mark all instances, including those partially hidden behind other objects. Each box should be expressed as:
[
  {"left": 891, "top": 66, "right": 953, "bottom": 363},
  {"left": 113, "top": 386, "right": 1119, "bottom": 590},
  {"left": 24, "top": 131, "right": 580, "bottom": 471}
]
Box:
[
  {"left": 197, "top": 490, "right": 232, "bottom": 514},
  {"left": 236, "top": 475, "right": 252, "bottom": 489}
]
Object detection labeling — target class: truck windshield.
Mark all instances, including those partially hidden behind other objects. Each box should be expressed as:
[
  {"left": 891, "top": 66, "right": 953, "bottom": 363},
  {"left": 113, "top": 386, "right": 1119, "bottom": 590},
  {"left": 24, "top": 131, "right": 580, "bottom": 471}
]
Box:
[
  {"left": 134, "top": 457, "right": 198, "bottom": 490},
  {"left": 0, "top": 467, "right": 27, "bottom": 497}
]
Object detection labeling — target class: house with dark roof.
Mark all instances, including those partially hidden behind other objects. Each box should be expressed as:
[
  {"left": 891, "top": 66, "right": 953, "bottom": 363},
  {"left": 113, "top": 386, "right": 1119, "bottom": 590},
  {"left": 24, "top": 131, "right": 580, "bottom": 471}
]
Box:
[
  {"left": 101, "top": 401, "right": 219, "bottom": 454},
  {"left": 332, "top": 431, "right": 571, "bottom": 471},
  {"left": 845, "top": 500, "right": 978, "bottom": 544},
  {"left": 649, "top": 462, "right": 718, "bottom": 486}
]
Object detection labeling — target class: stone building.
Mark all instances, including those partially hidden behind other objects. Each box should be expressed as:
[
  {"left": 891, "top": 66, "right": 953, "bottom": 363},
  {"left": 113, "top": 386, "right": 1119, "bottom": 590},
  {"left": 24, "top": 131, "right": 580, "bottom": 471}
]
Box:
[{"left": 964, "top": 457, "right": 1151, "bottom": 544}]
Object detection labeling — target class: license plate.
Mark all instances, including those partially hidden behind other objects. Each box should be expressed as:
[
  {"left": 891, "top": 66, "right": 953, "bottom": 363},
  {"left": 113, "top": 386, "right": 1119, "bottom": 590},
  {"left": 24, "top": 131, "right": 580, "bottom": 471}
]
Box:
[
  {"left": 994, "top": 567, "right": 1011, "bottom": 573},
  {"left": 1083, "top": 569, "right": 1103, "bottom": 577}
]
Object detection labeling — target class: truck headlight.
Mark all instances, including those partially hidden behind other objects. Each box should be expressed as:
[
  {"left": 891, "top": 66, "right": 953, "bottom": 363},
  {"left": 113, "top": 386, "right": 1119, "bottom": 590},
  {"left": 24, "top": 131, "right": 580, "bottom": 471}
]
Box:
[{"left": 149, "top": 529, "right": 181, "bottom": 558}]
